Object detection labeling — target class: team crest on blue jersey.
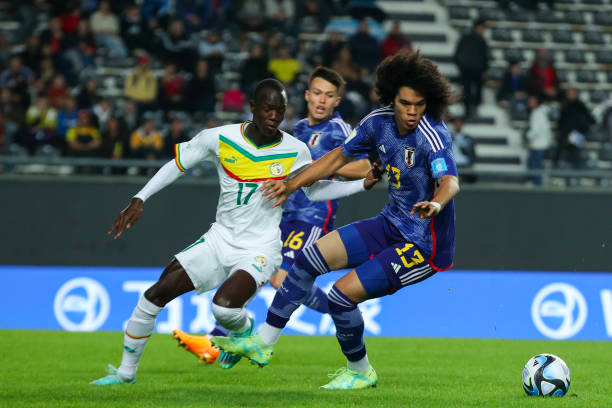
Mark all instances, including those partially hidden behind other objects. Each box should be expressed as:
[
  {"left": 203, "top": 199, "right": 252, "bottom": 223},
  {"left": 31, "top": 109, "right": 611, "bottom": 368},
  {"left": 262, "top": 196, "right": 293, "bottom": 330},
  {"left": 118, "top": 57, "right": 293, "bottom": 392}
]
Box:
[
  {"left": 308, "top": 132, "right": 323, "bottom": 146},
  {"left": 404, "top": 146, "right": 416, "bottom": 167}
]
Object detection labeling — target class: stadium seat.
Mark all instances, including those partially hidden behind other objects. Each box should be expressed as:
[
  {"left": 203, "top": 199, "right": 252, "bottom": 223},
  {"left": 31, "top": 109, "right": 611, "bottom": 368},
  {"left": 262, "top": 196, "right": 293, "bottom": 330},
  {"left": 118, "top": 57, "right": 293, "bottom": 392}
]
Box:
[
  {"left": 535, "top": 10, "right": 558, "bottom": 23},
  {"left": 552, "top": 30, "right": 574, "bottom": 44},
  {"left": 521, "top": 29, "right": 544, "bottom": 43},
  {"left": 564, "top": 49, "right": 586, "bottom": 64},
  {"left": 599, "top": 147, "right": 612, "bottom": 162},
  {"left": 487, "top": 66, "right": 505, "bottom": 82},
  {"left": 593, "top": 11, "right": 612, "bottom": 26},
  {"left": 503, "top": 48, "right": 525, "bottom": 62},
  {"left": 590, "top": 89, "right": 608, "bottom": 104},
  {"left": 582, "top": 30, "right": 605, "bottom": 45},
  {"left": 595, "top": 50, "right": 612, "bottom": 64},
  {"left": 479, "top": 8, "right": 505, "bottom": 21},
  {"left": 491, "top": 27, "right": 513, "bottom": 42},
  {"left": 563, "top": 10, "right": 586, "bottom": 25},
  {"left": 607, "top": 71, "right": 612, "bottom": 83},
  {"left": 557, "top": 69, "right": 570, "bottom": 83},
  {"left": 449, "top": 6, "right": 471, "bottom": 20},
  {"left": 505, "top": 11, "right": 530, "bottom": 22},
  {"left": 583, "top": 0, "right": 605, "bottom": 4},
  {"left": 576, "top": 69, "right": 598, "bottom": 83}
]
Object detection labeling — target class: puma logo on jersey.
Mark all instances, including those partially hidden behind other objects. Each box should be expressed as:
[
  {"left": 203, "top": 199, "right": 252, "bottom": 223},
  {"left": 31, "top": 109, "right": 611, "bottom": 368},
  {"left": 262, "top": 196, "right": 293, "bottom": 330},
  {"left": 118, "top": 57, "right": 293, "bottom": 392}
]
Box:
[
  {"left": 223, "top": 156, "right": 238, "bottom": 164},
  {"left": 379, "top": 145, "right": 386, "bottom": 153}
]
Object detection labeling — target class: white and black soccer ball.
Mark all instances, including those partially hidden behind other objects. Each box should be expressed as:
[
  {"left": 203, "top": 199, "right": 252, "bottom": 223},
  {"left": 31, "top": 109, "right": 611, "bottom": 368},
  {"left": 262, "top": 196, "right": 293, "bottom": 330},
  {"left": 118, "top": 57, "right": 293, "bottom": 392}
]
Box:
[{"left": 522, "top": 354, "right": 570, "bottom": 397}]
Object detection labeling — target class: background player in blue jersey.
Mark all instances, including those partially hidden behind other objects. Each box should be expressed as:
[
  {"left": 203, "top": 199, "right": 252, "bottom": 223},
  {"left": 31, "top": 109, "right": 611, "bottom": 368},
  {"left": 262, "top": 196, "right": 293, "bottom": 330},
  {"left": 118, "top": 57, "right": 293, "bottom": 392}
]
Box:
[
  {"left": 212, "top": 50, "right": 460, "bottom": 390},
  {"left": 174, "top": 67, "right": 371, "bottom": 368}
]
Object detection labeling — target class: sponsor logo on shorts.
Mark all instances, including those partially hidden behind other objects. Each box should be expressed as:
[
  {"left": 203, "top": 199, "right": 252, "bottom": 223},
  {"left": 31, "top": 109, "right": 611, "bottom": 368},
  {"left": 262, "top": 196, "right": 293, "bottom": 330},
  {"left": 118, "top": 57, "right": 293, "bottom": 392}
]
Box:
[{"left": 269, "top": 162, "right": 284, "bottom": 176}]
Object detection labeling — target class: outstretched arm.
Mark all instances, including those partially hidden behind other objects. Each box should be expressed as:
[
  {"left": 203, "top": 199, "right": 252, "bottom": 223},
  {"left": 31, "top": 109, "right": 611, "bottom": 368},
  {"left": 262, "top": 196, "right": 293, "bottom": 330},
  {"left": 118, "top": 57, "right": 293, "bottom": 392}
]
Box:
[
  {"left": 411, "top": 175, "right": 460, "bottom": 219},
  {"left": 334, "top": 158, "right": 371, "bottom": 179},
  {"left": 302, "top": 161, "right": 383, "bottom": 201},
  {"left": 108, "top": 160, "right": 183, "bottom": 239}
]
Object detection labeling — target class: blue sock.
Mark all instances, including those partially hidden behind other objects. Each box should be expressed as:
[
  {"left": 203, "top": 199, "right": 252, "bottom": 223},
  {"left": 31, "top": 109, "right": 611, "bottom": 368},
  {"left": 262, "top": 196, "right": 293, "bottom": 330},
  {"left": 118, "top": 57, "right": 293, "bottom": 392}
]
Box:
[
  {"left": 209, "top": 322, "right": 229, "bottom": 337},
  {"left": 327, "top": 285, "right": 366, "bottom": 362},
  {"left": 266, "top": 245, "right": 330, "bottom": 328},
  {"left": 303, "top": 284, "right": 329, "bottom": 314}
]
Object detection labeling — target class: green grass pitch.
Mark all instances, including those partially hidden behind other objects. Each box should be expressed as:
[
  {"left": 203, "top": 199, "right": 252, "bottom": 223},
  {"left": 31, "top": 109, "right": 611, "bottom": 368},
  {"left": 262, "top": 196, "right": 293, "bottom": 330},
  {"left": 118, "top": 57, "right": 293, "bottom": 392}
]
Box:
[{"left": 1, "top": 330, "right": 610, "bottom": 408}]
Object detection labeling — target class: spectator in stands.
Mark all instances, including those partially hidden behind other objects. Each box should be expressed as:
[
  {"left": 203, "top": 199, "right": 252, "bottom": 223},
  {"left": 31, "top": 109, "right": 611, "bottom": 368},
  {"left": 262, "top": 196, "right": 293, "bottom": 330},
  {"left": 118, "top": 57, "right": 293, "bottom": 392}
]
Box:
[
  {"left": 184, "top": 59, "right": 216, "bottom": 115},
  {"left": 66, "top": 109, "right": 101, "bottom": 157},
  {"left": 221, "top": 85, "right": 247, "bottom": 113},
  {"left": 320, "top": 30, "right": 345, "bottom": 68},
  {"left": 496, "top": 60, "right": 527, "bottom": 105},
  {"left": 121, "top": 4, "right": 151, "bottom": 52},
  {"left": 451, "top": 117, "right": 477, "bottom": 183},
  {"left": 381, "top": 21, "right": 412, "bottom": 60},
  {"left": 555, "top": 87, "right": 595, "bottom": 169},
  {"left": 235, "top": 0, "right": 267, "bottom": 32},
  {"left": 20, "top": 35, "right": 42, "bottom": 75},
  {"left": 25, "top": 94, "right": 58, "bottom": 154},
  {"left": 41, "top": 17, "right": 69, "bottom": 57},
  {"left": 454, "top": 19, "right": 489, "bottom": 119},
  {"left": 122, "top": 99, "right": 139, "bottom": 133},
  {"left": 527, "top": 48, "right": 560, "bottom": 102},
  {"left": 0, "top": 56, "right": 34, "bottom": 110},
  {"left": 15, "top": 0, "right": 38, "bottom": 44},
  {"left": 163, "top": 118, "right": 189, "bottom": 157},
  {"left": 332, "top": 46, "right": 370, "bottom": 103},
  {"left": 174, "top": 0, "right": 210, "bottom": 33},
  {"left": 268, "top": 45, "right": 301, "bottom": 85},
  {"left": 64, "top": 20, "right": 97, "bottom": 73},
  {"left": 0, "top": 111, "right": 5, "bottom": 153},
  {"left": 240, "top": 43, "right": 270, "bottom": 97},
  {"left": 265, "top": 0, "right": 295, "bottom": 33},
  {"left": 102, "top": 116, "right": 128, "bottom": 159},
  {"left": 56, "top": 96, "right": 78, "bottom": 141},
  {"left": 47, "top": 74, "right": 69, "bottom": 109},
  {"left": 197, "top": 30, "right": 226, "bottom": 75},
  {"left": 0, "top": 32, "right": 9, "bottom": 70},
  {"left": 349, "top": 19, "right": 381, "bottom": 75},
  {"left": 525, "top": 95, "right": 553, "bottom": 186},
  {"left": 77, "top": 77, "right": 100, "bottom": 110},
  {"left": 90, "top": 0, "right": 128, "bottom": 58},
  {"left": 129, "top": 114, "right": 164, "bottom": 160},
  {"left": 296, "top": 0, "right": 331, "bottom": 33},
  {"left": 0, "top": 87, "right": 25, "bottom": 133},
  {"left": 157, "top": 18, "right": 195, "bottom": 71},
  {"left": 124, "top": 54, "right": 158, "bottom": 113},
  {"left": 158, "top": 63, "right": 186, "bottom": 112},
  {"left": 59, "top": 4, "right": 81, "bottom": 36},
  {"left": 93, "top": 98, "right": 114, "bottom": 132}
]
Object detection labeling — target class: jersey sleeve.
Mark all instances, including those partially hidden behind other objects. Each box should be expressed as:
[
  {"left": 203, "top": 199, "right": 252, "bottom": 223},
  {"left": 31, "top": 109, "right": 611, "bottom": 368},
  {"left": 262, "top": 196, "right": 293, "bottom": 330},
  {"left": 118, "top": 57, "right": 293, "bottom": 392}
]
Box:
[
  {"left": 341, "top": 118, "right": 375, "bottom": 158},
  {"left": 427, "top": 129, "right": 459, "bottom": 180},
  {"left": 174, "top": 127, "right": 219, "bottom": 172},
  {"left": 287, "top": 141, "right": 313, "bottom": 178}
]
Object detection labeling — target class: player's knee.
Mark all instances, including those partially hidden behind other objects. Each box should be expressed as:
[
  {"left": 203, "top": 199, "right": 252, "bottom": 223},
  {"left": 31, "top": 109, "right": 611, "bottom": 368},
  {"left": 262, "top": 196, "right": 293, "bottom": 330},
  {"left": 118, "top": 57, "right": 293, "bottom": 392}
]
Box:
[
  {"left": 269, "top": 269, "right": 287, "bottom": 289},
  {"left": 211, "top": 304, "right": 246, "bottom": 331},
  {"left": 144, "top": 286, "right": 167, "bottom": 308}
]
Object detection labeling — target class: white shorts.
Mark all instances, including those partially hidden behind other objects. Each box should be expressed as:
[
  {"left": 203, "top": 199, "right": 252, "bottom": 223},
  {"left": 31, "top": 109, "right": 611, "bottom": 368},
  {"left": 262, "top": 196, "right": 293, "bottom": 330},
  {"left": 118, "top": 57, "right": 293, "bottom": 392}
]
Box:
[{"left": 174, "top": 224, "right": 282, "bottom": 294}]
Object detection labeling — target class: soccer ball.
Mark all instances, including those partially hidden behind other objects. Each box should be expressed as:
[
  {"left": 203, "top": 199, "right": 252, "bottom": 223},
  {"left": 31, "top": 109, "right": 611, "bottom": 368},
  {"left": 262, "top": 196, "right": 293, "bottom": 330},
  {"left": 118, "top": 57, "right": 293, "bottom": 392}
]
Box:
[{"left": 522, "top": 354, "right": 570, "bottom": 397}]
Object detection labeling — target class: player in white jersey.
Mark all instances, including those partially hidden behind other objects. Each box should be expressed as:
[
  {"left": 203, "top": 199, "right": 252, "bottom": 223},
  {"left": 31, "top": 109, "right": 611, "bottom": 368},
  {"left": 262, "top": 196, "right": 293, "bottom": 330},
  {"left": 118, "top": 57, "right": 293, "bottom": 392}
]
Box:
[{"left": 91, "top": 79, "right": 381, "bottom": 386}]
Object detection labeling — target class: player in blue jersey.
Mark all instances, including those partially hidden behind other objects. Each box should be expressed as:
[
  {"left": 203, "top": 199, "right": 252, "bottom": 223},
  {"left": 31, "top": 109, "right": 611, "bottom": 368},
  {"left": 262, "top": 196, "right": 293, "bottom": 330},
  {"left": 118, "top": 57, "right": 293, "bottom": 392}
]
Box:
[
  {"left": 211, "top": 50, "right": 460, "bottom": 389},
  {"left": 173, "top": 67, "right": 371, "bottom": 368}
]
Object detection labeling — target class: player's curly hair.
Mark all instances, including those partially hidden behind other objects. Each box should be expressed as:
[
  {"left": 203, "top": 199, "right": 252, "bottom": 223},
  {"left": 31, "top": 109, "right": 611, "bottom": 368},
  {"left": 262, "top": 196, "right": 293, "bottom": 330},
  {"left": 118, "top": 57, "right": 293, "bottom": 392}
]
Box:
[{"left": 375, "top": 50, "right": 453, "bottom": 120}]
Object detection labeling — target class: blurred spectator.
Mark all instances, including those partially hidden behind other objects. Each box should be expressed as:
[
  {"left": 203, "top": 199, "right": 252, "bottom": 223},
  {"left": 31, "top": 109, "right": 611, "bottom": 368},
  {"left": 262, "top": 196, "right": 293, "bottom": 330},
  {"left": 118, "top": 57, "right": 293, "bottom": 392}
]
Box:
[
  {"left": 450, "top": 117, "right": 476, "bottom": 183},
  {"left": 77, "top": 77, "right": 100, "bottom": 110},
  {"left": 454, "top": 19, "right": 489, "bottom": 118},
  {"left": 121, "top": 4, "right": 151, "bottom": 52},
  {"left": 348, "top": 19, "right": 381, "bottom": 74},
  {"left": 38, "top": 58, "right": 56, "bottom": 88},
  {"left": 381, "top": 21, "right": 412, "bottom": 60},
  {"left": 124, "top": 54, "right": 158, "bottom": 112},
  {"left": 525, "top": 95, "right": 553, "bottom": 186},
  {"left": 41, "top": 17, "right": 68, "bottom": 56},
  {"left": 346, "top": 0, "right": 387, "bottom": 23},
  {"left": 296, "top": 0, "right": 331, "bottom": 33},
  {"left": 158, "top": 63, "right": 186, "bottom": 111},
  {"left": 64, "top": 20, "right": 97, "bottom": 73},
  {"left": 235, "top": 0, "right": 266, "bottom": 31},
  {"left": 122, "top": 100, "right": 140, "bottom": 133},
  {"left": 221, "top": 87, "right": 247, "bottom": 113},
  {"left": 90, "top": 0, "right": 128, "bottom": 58},
  {"left": 0, "top": 111, "right": 5, "bottom": 153},
  {"left": 25, "top": 95, "right": 58, "bottom": 154},
  {"left": 332, "top": 46, "right": 370, "bottom": 102},
  {"left": 1, "top": 87, "right": 26, "bottom": 130},
  {"left": 265, "top": 0, "right": 295, "bottom": 33},
  {"left": 102, "top": 116, "right": 128, "bottom": 159},
  {"left": 240, "top": 43, "right": 270, "bottom": 96},
  {"left": 528, "top": 48, "right": 560, "bottom": 102},
  {"left": 20, "top": 35, "right": 42, "bottom": 74},
  {"left": 15, "top": 0, "right": 38, "bottom": 44},
  {"left": 555, "top": 88, "right": 595, "bottom": 169},
  {"left": 0, "top": 32, "right": 9, "bottom": 69},
  {"left": 129, "top": 115, "right": 164, "bottom": 159},
  {"left": 320, "top": 31, "right": 344, "bottom": 67},
  {"left": 268, "top": 45, "right": 301, "bottom": 85},
  {"left": 59, "top": 4, "right": 81, "bottom": 36},
  {"left": 66, "top": 110, "right": 102, "bottom": 157},
  {"left": 47, "top": 74, "right": 69, "bottom": 109},
  {"left": 93, "top": 98, "right": 114, "bottom": 132},
  {"left": 197, "top": 30, "right": 226, "bottom": 75},
  {"left": 0, "top": 56, "right": 34, "bottom": 109},
  {"left": 56, "top": 96, "right": 78, "bottom": 140},
  {"left": 497, "top": 60, "right": 527, "bottom": 105},
  {"left": 163, "top": 118, "right": 189, "bottom": 157},
  {"left": 158, "top": 19, "right": 195, "bottom": 70},
  {"left": 184, "top": 59, "right": 216, "bottom": 115}
]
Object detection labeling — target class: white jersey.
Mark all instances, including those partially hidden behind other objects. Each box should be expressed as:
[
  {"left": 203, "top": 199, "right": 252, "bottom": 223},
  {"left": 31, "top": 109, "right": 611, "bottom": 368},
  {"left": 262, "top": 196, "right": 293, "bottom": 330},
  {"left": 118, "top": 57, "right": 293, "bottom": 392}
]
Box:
[{"left": 174, "top": 121, "right": 312, "bottom": 250}]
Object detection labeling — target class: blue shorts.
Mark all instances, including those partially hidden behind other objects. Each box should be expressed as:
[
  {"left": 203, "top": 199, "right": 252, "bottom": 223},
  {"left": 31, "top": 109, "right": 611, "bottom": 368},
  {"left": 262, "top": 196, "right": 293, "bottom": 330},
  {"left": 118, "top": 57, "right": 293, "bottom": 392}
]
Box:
[
  {"left": 337, "top": 214, "right": 435, "bottom": 298},
  {"left": 279, "top": 220, "right": 326, "bottom": 271}
]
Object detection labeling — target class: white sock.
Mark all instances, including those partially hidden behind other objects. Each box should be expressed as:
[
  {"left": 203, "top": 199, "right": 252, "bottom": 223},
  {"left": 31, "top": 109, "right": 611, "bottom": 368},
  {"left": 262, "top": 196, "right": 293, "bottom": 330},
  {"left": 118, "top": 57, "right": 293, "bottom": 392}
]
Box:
[
  {"left": 258, "top": 322, "right": 282, "bottom": 345},
  {"left": 347, "top": 355, "right": 370, "bottom": 373},
  {"left": 117, "top": 296, "right": 162, "bottom": 380},
  {"left": 212, "top": 304, "right": 250, "bottom": 333}
]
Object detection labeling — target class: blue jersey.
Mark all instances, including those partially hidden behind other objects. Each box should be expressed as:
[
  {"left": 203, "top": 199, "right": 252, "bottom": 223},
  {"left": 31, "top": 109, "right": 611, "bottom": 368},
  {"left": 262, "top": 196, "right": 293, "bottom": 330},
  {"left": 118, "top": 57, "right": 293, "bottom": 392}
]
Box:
[
  {"left": 283, "top": 112, "right": 352, "bottom": 232},
  {"left": 341, "top": 107, "right": 458, "bottom": 270}
]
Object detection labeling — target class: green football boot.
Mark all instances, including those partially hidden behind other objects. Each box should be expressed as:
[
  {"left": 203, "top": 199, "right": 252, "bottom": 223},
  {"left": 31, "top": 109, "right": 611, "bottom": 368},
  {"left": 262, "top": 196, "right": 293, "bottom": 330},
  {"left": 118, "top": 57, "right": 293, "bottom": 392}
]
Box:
[
  {"left": 320, "top": 366, "right": 378, "bottom": 390},
  {"left": 90, "top": 364, "right": 135, "bottom": 386},
  {"left": 210, "top": 333, "right": 273, "bottom": 367},
  {"left": 217, "top": 317, "right": 255, "bottom": 369}
]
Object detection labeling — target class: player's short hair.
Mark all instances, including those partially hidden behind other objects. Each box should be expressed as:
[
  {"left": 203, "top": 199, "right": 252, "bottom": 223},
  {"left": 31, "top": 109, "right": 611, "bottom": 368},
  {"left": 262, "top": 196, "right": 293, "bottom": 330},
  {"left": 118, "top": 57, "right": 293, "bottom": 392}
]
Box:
[
  {"left": 375, "top": 50, "right": 453, "bottom": 120},
  {"left": 253, "top": 78, "right": 286, "bottom": 102},
  {"left": 308, "top": 66, "right": 346, "bottom": 94}
]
